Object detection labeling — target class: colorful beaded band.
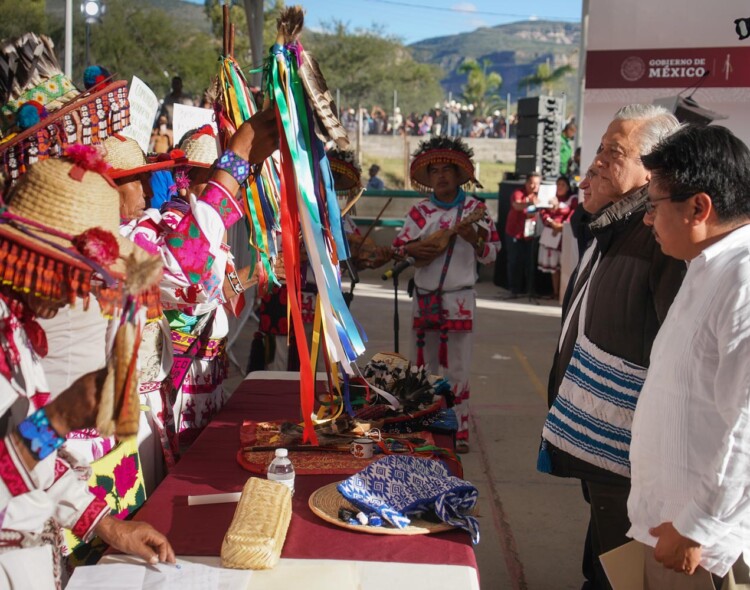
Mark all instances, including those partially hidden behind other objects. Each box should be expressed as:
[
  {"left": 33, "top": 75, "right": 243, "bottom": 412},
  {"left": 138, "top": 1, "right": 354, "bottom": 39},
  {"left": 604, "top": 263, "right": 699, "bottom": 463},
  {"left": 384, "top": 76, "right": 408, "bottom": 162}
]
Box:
[
  {"left": 226, "top": 270, "right": 245, "bottom": 295},
  {"left": 216, "top": 149, "right": 254, "bottom": 186},
  {"left": 17, "top": 408, "right": 65, "bottom": 461}
]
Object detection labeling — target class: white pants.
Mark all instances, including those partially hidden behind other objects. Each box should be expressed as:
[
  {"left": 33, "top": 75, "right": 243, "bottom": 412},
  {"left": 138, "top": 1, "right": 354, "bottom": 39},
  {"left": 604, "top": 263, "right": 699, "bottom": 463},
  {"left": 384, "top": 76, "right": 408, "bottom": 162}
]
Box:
[{"left": 411, "top": 330, "right": 473, "bottom": 440}]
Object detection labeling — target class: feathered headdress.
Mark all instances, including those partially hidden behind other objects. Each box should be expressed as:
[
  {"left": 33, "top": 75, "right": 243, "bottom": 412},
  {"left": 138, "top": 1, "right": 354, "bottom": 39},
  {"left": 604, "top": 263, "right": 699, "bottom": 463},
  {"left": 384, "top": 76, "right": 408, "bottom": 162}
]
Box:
[{"left": 410, "top": 136, "right": 482, "bottom": 191}]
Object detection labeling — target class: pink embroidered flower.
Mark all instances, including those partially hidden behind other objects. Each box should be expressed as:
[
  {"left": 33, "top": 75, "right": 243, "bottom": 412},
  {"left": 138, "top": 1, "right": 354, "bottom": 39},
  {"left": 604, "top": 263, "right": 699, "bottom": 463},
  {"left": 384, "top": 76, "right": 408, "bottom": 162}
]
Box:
[{"left": 113, "top": 455, "right": 139, "bottom": 497}]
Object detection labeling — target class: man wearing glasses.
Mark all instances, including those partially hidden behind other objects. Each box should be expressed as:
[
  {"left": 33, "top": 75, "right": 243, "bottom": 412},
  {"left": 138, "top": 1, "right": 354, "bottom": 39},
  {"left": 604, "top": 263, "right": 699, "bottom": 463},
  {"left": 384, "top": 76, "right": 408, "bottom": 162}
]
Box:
[{"left": 628, "top": 125, "right": 750, "bottom": 589}]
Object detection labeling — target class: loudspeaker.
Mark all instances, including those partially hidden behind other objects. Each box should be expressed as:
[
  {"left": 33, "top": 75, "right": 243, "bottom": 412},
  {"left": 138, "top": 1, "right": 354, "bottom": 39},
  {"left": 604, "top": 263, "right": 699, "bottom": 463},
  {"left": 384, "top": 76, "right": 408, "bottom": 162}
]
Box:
[
  {"left": 517, "top": 96, "right": 564, "bottom": 118},
  {"left": 515, "top": 96, "right": 564, "bottom": 180}
]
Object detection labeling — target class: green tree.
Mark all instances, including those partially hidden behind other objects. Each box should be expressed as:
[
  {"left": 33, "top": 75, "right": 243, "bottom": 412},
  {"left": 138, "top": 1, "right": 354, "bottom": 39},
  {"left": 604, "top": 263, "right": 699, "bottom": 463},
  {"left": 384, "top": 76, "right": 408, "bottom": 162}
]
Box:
[
  {"left": 205, "top": 0, "right": 250, "bottom": 64},
  {"left": 518, "top": 62, "right": 574, "bottom": 95},
  {"left": 74, "top": 0, "right": 219, "bottom": 98},
  {"left": 303, "top": 22, "right": 444, "bottom": 116},
  {"left": 204, "top": 0, "right": 285, "bottom": 86},
  {"left": 0, "top": 0, "right": 49, "bottom": 41},
  {"left": 457, "top": 58, "right": 502, "bottom": 117}
]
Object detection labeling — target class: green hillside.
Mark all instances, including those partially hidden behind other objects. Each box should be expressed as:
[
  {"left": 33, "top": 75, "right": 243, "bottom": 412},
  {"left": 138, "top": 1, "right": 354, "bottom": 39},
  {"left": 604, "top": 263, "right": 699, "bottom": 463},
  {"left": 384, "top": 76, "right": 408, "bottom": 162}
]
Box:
[{"left": 409, "top": 20, "right": 581, "bottom": 103}]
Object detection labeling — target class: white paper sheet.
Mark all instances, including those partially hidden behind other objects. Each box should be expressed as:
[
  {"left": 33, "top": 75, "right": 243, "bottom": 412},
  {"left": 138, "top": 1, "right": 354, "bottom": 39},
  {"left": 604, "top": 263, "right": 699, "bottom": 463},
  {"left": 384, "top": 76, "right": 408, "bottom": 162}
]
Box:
[
  {"left": 66, "top": 563, "right": 146, "bottom": 590},
  {"left": 172, "top": 104, "right": 218, "bottom": 148},
  {"left": 68, "top": 560, "right": 252, "bottom": 590},
  {"left": 143, "top": 562, "right": 219, "bottom": 590},
  {"left": 120, "top": 75, "right": 160, "bottom": 153}
]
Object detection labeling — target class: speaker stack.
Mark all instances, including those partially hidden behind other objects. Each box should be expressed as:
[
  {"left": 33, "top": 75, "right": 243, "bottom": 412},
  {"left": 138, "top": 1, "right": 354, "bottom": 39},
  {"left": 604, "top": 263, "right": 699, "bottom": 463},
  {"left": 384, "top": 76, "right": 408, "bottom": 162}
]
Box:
[{"left": 514, "top": 96, "right": 564, "bottom": 180}]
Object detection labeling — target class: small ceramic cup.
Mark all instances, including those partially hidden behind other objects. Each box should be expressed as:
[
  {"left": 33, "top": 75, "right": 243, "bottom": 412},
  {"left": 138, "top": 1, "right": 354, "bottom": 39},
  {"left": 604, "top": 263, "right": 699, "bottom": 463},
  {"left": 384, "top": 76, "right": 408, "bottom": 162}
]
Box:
[{"left": 350, "top": 437, "right": 375, "bottom": 459}]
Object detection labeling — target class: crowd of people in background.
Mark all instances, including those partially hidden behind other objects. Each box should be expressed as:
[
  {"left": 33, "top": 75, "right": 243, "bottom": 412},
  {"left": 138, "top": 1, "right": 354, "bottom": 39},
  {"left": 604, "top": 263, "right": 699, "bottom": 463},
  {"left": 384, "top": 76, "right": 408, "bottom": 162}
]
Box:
[
  {"left": 150, "top": 77, "right": 529, "bottom": 145},
  {"left": 340, "top": 101, "right": 518, "bottom": 139}
]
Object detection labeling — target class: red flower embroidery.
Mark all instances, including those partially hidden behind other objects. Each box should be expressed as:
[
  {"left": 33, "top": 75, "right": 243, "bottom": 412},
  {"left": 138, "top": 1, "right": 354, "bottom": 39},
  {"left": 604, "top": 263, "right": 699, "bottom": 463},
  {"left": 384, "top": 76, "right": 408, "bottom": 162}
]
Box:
[
  {"left": 113, "top": 455, "right": 138, "bottom": 497},
  {"left": 90, "top": 485, "right": 108, "bottom": 501}
]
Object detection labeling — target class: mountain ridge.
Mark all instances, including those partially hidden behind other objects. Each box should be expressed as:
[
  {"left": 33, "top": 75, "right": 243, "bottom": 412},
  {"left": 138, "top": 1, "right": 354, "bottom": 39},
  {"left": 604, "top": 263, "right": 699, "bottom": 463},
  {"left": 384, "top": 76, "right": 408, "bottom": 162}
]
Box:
[{"left": 408, "top": 19, "right": 581, "bottom": 101}]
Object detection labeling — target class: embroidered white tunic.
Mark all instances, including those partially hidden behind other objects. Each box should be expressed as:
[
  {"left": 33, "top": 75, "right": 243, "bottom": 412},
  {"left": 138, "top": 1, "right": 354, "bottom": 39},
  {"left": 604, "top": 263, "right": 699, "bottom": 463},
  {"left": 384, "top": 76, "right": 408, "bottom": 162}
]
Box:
[
  {"left": 628, "top": 223, "right": 750, "bottom": 577},
  {"left": 0, "top": 299, "right": 108, "bottom": 586}
]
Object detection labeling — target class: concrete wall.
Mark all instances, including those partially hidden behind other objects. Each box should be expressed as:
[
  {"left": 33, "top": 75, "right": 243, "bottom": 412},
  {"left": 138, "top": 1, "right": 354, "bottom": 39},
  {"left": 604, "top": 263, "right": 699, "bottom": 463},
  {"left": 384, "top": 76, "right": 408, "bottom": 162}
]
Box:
[{"left": 359, "top": 135, "right": 516, "bottom": 164}]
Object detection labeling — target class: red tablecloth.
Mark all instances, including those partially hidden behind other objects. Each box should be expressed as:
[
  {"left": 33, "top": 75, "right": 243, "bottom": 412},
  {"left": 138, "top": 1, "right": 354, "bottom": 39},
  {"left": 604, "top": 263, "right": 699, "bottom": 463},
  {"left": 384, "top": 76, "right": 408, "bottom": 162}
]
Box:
[{"left": 131, "top": 378, "right": 478, "bottom": 569}]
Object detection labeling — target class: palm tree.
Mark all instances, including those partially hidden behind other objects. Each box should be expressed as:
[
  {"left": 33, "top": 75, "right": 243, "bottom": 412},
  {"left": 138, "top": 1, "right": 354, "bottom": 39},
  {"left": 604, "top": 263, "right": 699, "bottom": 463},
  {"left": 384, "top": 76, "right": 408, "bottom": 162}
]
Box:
[
  {"left": 518, "top": 62, "right": 574, "bottom": 95},
  {"left": 458, "top": 58, "right": 502, "bottom": 117}
]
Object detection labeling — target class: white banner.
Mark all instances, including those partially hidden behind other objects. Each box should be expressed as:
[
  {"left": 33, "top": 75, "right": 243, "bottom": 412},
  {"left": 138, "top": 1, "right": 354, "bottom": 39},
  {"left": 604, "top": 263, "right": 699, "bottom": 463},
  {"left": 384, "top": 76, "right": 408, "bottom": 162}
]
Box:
[
  {"left": 172, "top": 104, "right": 217, "bottom": 148},
  {"left": 120, "top": 76, "right": 159, "bottom": 153}
]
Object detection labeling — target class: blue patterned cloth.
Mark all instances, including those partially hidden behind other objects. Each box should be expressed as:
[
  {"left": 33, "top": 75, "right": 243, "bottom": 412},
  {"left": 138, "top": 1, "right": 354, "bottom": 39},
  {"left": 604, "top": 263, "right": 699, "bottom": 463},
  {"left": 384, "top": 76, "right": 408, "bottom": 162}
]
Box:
[{"left": 337, "top": 455, "right": 480, "bottom": 543}]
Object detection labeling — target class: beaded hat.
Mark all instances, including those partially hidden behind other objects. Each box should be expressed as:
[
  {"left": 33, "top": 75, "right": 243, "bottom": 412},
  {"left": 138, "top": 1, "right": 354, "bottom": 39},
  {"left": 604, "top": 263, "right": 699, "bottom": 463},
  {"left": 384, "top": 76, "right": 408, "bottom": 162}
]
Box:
[
  {"left": 0, "top": 145, "right": 162, "bottom": 316},
  {"left": 410, "top": 136, "right": 482, "bottom": 192},
  {"left": 0, "top": 33, "right": 130, "bottom": 189}
]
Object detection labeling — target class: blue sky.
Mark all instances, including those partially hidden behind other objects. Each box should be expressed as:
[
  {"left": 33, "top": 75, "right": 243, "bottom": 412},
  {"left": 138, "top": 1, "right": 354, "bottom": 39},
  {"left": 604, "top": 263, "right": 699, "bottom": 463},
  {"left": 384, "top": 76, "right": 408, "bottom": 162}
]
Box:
[{"left": 185, "top": 0, "right": 582, "bottom": 44}]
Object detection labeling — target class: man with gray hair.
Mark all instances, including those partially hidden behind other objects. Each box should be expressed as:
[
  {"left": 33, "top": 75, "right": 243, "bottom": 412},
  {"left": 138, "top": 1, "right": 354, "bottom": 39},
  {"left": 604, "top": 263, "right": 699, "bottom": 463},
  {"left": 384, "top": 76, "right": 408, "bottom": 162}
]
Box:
[{"left": 538, "top": 104, "right": 686, "bottom": 590}]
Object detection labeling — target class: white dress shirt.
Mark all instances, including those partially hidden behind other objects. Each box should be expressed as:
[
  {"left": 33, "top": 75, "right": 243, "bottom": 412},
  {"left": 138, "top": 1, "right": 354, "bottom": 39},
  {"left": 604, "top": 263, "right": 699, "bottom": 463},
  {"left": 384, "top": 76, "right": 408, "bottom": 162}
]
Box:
[{"left": 628, "top": 223, "right": 750, "bottom": 576}]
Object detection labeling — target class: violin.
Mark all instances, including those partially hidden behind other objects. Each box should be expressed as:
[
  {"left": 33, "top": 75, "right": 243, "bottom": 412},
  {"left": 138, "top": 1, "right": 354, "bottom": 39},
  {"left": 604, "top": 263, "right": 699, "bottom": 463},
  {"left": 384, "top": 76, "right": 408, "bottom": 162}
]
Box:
[
  {"left": 348, "top": 233, "right": 393, "bottom": 270},
  {"left": 410, "top": 204, "right": 488, "bottom": 267}
]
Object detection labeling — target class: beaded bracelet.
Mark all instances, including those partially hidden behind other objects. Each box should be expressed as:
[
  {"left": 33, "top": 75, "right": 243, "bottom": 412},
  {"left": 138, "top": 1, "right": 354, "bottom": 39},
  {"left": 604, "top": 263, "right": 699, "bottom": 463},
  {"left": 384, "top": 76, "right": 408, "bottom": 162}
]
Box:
[
  {"left": 17, "top": 408, "right": 65, "bottom": 461},
  {"left": 226, "top": 270, "right": 245, "bottom": 295},
  {"left": 216, "top": 149, "right": 254, "bottom": 185}
]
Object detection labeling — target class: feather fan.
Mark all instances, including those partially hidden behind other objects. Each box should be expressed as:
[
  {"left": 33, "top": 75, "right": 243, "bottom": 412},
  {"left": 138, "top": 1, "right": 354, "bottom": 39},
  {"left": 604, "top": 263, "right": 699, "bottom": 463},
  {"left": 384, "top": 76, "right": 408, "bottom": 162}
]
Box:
[
  {"left": 298, "top": 51, "right": 350, "bottom": 149},
  {"left": 274, "top": 6, "right": 350, "bottom": 149}
]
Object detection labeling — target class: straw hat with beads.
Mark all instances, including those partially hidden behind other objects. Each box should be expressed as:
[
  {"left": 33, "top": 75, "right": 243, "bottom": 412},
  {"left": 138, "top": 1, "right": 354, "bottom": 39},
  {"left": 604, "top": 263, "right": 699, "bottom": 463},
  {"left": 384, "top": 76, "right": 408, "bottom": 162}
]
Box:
[
  {"left": 0, "top": 145, "right": 162, "bottom": 316},
  {"left": 102, "top": 134, "right": 186, "bottom": 179},
  {"left": 410, "top": 136, "right": 483, "bottom": 192}
]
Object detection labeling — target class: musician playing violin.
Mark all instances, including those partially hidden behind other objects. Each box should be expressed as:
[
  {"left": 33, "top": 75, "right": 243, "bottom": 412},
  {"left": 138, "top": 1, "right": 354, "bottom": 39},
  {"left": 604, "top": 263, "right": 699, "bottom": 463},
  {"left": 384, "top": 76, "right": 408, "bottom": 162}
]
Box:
[{"left": 391, "top": 137, "right": 500, "bottom": 453}]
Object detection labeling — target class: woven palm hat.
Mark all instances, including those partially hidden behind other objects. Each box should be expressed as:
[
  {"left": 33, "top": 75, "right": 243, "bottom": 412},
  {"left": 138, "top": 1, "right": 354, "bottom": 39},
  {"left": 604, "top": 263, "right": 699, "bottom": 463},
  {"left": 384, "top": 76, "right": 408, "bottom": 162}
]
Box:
[
  {"left": 327, "top": 148, "right": 362, "bottom": 197},
  {"left": 0, "top": 147, "right": 160, "bottom": 313},
  {"left": 410, "top": 136, "right": 482, "bottom": 192},
  {"left": 177, "top": 125, "right": 219, "bottom": 168},
  {"left": 103, "top": 135, "right": 184, "bottom": 179}
]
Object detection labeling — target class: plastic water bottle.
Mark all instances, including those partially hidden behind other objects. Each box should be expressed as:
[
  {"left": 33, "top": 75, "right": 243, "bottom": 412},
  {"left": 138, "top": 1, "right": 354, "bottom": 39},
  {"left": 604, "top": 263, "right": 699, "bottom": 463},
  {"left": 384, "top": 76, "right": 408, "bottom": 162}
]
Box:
[{"left": 266, "top": 448, "right": 295, "bottom": 494}]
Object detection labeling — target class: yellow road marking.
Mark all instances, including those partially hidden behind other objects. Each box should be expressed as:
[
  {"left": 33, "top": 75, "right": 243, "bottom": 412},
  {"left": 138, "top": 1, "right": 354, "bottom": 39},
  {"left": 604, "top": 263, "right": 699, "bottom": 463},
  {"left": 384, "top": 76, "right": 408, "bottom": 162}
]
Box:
[{"left": 512, "top": 345, "right": 547, "bottom": 403}]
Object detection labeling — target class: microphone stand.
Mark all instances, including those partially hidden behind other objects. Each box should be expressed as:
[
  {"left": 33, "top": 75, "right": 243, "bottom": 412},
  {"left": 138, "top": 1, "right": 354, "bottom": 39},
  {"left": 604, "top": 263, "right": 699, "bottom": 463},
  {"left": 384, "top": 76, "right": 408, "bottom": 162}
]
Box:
[{"left": 392, "top": 272, "right": 400, "bottom": 353}]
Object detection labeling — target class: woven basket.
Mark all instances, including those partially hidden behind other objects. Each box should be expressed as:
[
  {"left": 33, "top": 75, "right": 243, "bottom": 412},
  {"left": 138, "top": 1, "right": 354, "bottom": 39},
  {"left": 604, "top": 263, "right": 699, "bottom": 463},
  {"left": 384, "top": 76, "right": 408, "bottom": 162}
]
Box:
[{"left": 220, "top": 477, "right": 292, "bottom": 570}]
